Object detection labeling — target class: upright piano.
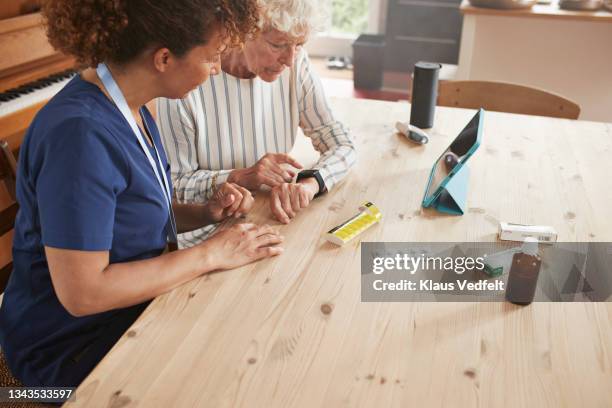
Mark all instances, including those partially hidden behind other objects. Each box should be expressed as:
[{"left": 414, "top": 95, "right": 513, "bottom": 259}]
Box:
[{"left": 0, "top": 7, "right": 76, "bottom": 153}]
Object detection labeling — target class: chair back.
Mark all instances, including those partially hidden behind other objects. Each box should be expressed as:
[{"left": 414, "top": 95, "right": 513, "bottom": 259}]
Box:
[{"left": 437, "top": 80, "right": 581, "bottom": 120}]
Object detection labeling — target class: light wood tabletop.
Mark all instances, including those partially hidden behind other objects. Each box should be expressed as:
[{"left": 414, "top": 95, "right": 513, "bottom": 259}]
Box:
[{"left": 67, "top": 99, "right": 612, "bottom": 407}]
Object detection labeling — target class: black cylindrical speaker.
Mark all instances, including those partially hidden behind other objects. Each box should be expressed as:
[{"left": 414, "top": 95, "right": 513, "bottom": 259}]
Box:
[{"left": 410, "top": 62, "right": 441, "bottom": 129}]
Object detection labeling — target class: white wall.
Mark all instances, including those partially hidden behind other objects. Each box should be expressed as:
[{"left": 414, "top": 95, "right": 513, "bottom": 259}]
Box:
[{"left": 457, "top": 14, "right": 612, "bottom": 122}]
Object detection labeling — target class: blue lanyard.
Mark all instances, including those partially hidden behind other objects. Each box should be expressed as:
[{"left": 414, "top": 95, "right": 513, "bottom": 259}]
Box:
[{"left": 96, "top": 63, "right": 177, "bottom": 243}]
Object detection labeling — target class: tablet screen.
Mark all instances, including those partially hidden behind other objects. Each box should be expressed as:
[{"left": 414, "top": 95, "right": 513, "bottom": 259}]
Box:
[{"left": 424, "top": 110, "right": 482, "bottom": 203}]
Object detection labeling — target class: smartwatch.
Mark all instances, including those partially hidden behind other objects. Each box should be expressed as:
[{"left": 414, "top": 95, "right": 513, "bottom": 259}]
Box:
[{"left": 296, "top": 169, "right": 326, "bottom": 198}]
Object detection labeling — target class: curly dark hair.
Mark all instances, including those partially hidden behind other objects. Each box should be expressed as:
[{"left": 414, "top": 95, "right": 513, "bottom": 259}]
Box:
[{"left": 42, "top": 0, "right": 260, "bottom": 67}]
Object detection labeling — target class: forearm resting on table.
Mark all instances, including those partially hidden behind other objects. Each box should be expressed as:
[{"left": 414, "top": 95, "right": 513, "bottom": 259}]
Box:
[
  {"left": 45, "top": 245, "right": 218, "bottom": 317},
  {"left": 173, "top": 169, "right": 231, "bottom": 203}
]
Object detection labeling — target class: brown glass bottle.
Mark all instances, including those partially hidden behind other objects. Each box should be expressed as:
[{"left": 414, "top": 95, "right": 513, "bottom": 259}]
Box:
[{"left": 505, "top": 238, "right": 542, "bottom": 305}]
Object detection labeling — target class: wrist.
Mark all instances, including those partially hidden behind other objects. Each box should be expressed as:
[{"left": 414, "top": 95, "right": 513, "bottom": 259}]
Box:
[
  {"left": 201, "top": 201, "right": 217, "bottom": 224},
  {"left": 227, "top": 169, "right": 242, "bottom": 185},
  {"left": 298, "top": 177, "right": 319, "bottom": 199},
  {"left": 195, "top": 240, "right": 219, "bottom": 273},
  {"left": 296, "top": 169, "right": 325, "bottom": 198}
]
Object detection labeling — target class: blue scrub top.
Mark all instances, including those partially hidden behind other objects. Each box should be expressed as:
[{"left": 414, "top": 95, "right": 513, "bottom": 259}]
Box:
[{"left": 0, "top": 75, "right": 172, "bottom": 386}]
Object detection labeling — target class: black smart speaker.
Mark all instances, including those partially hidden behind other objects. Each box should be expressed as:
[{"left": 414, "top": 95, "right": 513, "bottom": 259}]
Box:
[{"left": 410, "top": 62, "right": 442, "bottom": 130}]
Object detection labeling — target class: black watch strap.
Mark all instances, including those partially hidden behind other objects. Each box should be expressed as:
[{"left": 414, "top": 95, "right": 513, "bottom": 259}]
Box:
[{"left": 296, "top": 169, "right": 326, "bottom": 198}]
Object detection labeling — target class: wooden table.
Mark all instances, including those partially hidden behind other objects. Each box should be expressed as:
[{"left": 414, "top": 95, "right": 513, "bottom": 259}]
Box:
[{"left": 68, "top": 98, "right": 612, "bottom": 407}]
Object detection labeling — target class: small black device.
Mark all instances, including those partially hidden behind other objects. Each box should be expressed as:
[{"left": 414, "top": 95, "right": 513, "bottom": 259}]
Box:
[
  {"left": 296, "top": 169, "right": 326, "bottom": 198},
  {"left": 410, "top": 62, "right": 442, "bottom": 129}
]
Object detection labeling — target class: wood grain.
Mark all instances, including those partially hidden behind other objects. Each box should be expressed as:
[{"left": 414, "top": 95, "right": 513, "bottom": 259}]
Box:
[
  {"left": 0, "top": 14, "right": 57, "bottom": 73},
  {"left": 68, "top": 99, "right": 612, "bottom": 407},
  {"left": 0, "top": 12, "right": 75, "bottom": 92},
  {"left": 0, "top": 1, "right": 40, "bottom": 21},
  {"left": 0, "top": 230, "right": 13, "bottom": 272},
  {"left": 438, "top": 80, "right": 581, "bottom": 119}
]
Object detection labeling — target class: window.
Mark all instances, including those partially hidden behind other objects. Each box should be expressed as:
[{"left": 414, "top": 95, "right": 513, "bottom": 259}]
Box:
[
  {"left": 331, "top": 0, "right": 370, "bottom": 35},
  {"left": 306, "top": 0, "right": 385, "bottom": 57}
]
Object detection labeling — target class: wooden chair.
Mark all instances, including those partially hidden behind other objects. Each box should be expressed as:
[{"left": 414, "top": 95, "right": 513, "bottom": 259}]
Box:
[
  {"left": 0, "top": 139, "right": 17, "bottom": 293},
  {"left": 437, "top": 80, "right": 581, "bottom": 120},
  {"left": 0, "top": 139, "right": 23, "bottom": 391}
]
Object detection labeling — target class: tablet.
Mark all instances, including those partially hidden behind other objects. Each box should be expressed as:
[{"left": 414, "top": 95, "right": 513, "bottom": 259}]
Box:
[{"left": 422, "top": 109, "right": 484, "bottom": 207}]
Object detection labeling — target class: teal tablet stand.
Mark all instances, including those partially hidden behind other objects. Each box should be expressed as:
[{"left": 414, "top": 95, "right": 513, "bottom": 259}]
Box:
[
  {"left": 429, "top": 164, "right": 470, "bottom": 215},
  {"left": 421, "top": 109, "right": 483, "bottom": 216}
]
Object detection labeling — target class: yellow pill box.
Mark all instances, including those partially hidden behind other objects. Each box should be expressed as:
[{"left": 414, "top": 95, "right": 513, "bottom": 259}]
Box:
[{"left": 326, "top": 202, "right": 382, "bottom": 246}]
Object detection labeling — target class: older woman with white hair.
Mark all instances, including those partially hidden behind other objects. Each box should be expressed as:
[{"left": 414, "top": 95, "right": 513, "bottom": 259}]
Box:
[{"left": 157, "top": 0, "right": 357, "bottom": 247}]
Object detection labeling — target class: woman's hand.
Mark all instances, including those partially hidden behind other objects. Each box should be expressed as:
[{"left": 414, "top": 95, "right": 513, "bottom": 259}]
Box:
[
  {"left": 227, "top": 153, "right": 303, "bottom": 190},
  {"left": 269, "top": 178, "right": 318, "bottom": 224},
  {"left": 202, "top": 223, "right": 283, "bottom": 270},
  {"left": 205, "top": 182, "right": 254, "bottom": 222}
]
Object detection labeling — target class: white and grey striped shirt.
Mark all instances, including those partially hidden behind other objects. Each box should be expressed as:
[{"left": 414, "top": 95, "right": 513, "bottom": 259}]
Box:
[{"left": 157, "top": 50, "right": 356, "bottom": 246}]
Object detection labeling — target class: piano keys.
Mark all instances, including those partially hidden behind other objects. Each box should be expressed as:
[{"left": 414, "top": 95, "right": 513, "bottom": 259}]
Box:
[{"left": 0, "top": 69, "right": 76, "bottom": 116}]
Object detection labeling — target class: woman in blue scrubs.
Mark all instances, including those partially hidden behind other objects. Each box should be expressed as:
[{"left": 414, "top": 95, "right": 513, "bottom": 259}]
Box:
[{"left": 0, "top": 0, "right": 282, "bottom": 387}]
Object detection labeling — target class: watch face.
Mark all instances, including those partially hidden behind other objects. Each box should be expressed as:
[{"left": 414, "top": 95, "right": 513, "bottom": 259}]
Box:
[
  {"left": 298, "top": 170, "right": 316, "bottom": 179},
  {"left": 298, "top": 170, "right": 323, "bottom": 196}
]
